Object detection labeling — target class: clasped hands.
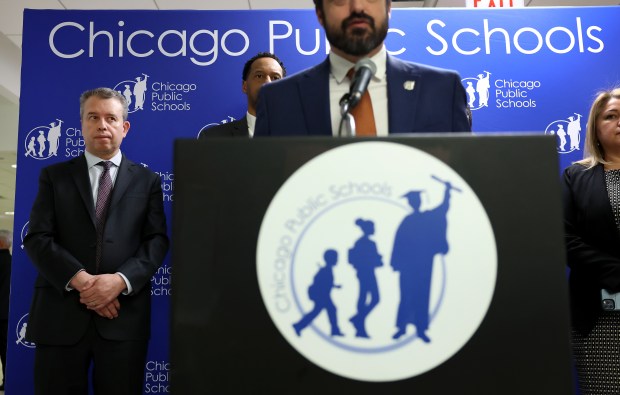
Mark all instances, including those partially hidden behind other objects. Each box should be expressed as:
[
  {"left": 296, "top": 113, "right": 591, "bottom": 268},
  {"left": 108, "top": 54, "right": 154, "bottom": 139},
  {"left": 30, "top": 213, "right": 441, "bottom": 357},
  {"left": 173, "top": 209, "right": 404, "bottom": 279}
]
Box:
[{"left": 70, "top": 271, "right": 127, "bottom": 320}]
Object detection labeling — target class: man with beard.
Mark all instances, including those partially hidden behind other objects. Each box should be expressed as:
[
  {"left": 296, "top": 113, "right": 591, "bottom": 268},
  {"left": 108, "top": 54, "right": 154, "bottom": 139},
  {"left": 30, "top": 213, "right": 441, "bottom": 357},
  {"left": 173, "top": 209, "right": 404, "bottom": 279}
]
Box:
[{"left": 254, "top": 0, "right": 471, "bottom": 137}]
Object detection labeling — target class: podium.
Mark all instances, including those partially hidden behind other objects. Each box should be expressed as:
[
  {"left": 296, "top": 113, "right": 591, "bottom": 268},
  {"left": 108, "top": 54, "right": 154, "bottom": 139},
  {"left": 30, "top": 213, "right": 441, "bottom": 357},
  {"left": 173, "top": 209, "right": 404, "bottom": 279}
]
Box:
[{"left": 171, "top": 135, "right": 574, "bottom": 394}]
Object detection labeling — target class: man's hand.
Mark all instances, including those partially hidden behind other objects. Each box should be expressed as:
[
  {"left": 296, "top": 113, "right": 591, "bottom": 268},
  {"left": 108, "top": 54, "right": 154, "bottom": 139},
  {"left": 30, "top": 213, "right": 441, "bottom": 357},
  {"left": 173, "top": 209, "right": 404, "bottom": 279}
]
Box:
[
  {"left": 93, "top": 298, "right": 121, "bottom": 319},
  {"left": 69, "top": 270, "right": 96, "bottom": 292},
  {"left": 79, "top": 274, "right": 127, "bottom": 311}
]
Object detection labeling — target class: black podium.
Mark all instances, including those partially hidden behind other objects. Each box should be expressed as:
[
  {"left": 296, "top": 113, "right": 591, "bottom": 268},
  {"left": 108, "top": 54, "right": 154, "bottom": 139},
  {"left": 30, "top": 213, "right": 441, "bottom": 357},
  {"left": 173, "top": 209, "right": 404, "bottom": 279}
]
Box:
[{"left": 171, "top": 135, "right": 574, "bottom": 394}]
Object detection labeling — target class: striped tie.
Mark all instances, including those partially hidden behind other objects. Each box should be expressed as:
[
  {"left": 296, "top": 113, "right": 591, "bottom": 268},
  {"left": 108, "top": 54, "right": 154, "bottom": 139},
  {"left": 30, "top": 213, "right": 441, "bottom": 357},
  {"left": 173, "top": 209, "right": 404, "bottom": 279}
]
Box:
[{"left": 95, "top": 161, "right": 113, "bottom": 272}]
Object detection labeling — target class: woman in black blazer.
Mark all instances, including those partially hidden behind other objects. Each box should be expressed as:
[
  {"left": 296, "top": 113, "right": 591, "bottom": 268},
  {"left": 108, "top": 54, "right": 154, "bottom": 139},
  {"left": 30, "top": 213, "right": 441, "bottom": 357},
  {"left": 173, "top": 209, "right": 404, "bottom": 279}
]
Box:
[{"left": 562, "top": 87, "right": 620, "bottom": 394}]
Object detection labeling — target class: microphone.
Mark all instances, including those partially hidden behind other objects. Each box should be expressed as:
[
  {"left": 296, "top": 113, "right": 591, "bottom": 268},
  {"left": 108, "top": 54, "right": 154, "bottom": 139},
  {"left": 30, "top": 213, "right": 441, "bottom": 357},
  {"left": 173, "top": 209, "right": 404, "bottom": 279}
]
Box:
[{"left": 348, "top": 58, "right": 377, "bottom": 108}]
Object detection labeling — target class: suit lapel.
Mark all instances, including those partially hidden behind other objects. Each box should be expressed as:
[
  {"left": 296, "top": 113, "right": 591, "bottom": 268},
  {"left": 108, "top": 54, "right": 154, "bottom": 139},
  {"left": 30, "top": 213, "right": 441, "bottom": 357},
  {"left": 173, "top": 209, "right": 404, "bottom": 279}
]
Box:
[
  {"left": 109, "top": 154, "right": 135, "bottom": 212},
  {"left": 70, "top": 155, "right": 96, "bottom": 226},
  {"left": 299, "top": 58, "right": 332, "bottom": 135},
  {"left": 387, "top": 55, "right": 420, "bottom": 134}
]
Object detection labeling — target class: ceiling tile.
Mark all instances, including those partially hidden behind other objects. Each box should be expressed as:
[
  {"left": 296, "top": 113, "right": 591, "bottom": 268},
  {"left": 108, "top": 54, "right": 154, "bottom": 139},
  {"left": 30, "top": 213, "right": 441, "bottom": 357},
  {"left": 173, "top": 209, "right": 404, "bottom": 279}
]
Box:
[{"left": 0, "top": 0, "right": 64, "bottom": 35}]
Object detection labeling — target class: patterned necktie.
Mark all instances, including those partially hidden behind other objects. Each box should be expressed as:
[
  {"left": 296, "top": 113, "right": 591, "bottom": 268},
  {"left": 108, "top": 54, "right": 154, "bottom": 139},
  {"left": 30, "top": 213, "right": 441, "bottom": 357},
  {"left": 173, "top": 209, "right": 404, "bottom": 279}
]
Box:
[
  {"left": 95, "top": 161, "right": 113, "bottom": 271},
  {"left": 348, "top": 68, "right": 377, "bottom": 136}
]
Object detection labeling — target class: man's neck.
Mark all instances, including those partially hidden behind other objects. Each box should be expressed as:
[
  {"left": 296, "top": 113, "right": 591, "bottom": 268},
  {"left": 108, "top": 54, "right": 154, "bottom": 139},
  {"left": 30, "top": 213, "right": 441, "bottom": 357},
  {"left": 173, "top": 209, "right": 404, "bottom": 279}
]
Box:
[{"left": 331, "top": 45, "right": 383, "bottom": 63}]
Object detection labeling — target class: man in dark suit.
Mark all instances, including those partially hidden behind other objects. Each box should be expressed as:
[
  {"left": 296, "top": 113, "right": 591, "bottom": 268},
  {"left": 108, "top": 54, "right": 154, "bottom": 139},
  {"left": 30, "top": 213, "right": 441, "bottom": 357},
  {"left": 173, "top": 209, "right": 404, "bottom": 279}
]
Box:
[
  {"left": 24, "top": 87, "right": 169, "bottom": 395},
  {"left": 199, "top": 52, "right": 287, "bottom": 138},
  {"left": 0, "top": 230, "right": 11, "bottom": 391},
  {"left": 254, "top": 0, "right": 471, "bottom": 136}
]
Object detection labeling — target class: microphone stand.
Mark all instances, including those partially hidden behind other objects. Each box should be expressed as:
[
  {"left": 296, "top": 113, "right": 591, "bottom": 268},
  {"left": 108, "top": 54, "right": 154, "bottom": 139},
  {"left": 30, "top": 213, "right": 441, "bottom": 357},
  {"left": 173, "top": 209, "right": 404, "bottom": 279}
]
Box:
[{"left": 338, "top": 93, "right": 356, "bottom": 137}]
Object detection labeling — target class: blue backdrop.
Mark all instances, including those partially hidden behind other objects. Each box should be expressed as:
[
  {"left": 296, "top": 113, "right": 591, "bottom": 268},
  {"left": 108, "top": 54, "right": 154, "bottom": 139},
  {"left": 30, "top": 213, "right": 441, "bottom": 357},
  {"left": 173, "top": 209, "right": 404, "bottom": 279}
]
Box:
[{"left": 8, "top": 6, "right": 620, "bottom": 394}]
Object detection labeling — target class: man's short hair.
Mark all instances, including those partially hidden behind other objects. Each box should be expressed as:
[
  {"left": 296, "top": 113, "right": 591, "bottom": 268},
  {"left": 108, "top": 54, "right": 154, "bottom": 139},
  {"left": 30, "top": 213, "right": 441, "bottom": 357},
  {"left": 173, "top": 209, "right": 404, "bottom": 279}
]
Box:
[
  {"left": 79, "top": 87, "right": 129, "bottom": 121},
  {"left": 242, "top": 52, "right": 287, "bottom": 81}
]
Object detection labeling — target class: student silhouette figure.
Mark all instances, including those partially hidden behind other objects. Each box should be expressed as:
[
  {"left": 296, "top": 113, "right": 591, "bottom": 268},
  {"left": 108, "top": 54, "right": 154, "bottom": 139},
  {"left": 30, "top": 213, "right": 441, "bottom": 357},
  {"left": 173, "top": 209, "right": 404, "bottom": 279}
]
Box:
[
  {"left": 391, "top": 180, "right": 454, "bottom": 343},
  {"left": 293, "top": 249, "right": 343, "bottom": 337},
  {"left": 348, "top": 219, "right": 383, "bottom": 338}
]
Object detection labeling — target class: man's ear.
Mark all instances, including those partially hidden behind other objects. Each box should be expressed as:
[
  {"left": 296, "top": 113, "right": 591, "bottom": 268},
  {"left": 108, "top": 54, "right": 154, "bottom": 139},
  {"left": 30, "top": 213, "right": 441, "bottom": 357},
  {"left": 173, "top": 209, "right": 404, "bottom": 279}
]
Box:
[
  {"left": 242, "top": 80, "right": 248, "bottom": 95},
  {"left": 316, "top": 8, "right": 325, "bottom": 28}
]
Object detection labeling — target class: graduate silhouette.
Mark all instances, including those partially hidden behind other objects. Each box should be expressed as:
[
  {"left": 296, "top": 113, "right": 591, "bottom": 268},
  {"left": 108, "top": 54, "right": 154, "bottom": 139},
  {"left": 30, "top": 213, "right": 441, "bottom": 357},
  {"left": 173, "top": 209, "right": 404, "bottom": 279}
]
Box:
[
  {"left": 293, "top": 249, "right": 343, "bottom": 337},
  {"left": 391, "top": 177, "right": 457, "bottom": 342}
]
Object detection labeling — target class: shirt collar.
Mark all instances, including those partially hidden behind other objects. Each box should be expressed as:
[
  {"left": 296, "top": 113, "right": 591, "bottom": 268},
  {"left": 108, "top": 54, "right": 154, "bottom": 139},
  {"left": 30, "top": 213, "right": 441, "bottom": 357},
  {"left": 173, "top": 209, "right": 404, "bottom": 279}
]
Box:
[
  {"left": 329, "top": 46, "right": 387, "bottom": 84},
  {"left": 85, "top": 150, "right": 122, "bottom": 169}
]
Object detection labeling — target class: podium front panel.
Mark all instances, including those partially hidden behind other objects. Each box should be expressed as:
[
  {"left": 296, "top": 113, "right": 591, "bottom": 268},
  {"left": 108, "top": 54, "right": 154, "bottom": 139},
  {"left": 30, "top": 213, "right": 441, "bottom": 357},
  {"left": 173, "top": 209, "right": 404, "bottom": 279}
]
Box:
[{"left": 171, "top": 135, "right": 573, "bottom": 394}]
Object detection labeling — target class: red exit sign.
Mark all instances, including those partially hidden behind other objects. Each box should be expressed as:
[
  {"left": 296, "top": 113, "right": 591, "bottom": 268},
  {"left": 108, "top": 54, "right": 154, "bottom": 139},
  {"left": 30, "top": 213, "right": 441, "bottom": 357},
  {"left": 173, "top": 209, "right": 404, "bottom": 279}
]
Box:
[{"left": 466, "top": 0, "right": 525, "bottom": 7}]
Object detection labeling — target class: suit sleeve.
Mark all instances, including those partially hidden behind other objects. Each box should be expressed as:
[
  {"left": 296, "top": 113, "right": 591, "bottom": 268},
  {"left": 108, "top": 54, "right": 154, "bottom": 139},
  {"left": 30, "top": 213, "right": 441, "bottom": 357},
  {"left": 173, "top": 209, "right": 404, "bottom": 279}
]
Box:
[
  {"left": 562, "top": 166, "right": 620, "bottom": 292},
  {"left": 23, "top": 167, "right": 86, "bottom": 292},
  {"left": 450, "top": 72, "right": 471, "bottom": 133},
  {"left": 116, "top": 171, "right": 169, "bottom": 294},
  {"left": 254, "top": 88, "right": 271, "bottom": 137}
]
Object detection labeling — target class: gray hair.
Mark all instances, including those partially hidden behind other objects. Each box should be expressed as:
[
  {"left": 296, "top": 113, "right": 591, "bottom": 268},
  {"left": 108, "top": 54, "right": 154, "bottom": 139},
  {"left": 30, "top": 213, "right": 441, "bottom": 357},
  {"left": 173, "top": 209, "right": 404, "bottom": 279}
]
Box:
[{"left": 79, "top": 87, "right": 129, "bottom": 122}]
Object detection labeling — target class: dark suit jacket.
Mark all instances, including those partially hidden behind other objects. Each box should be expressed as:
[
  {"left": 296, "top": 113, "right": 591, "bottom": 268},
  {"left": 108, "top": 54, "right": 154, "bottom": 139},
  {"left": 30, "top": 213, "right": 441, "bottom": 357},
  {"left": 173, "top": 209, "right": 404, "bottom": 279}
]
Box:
[
  {"left": 255, "top": 55, "right": 471, "bottom": 136},
  {"left": 0, "top": 250, "right": 10, "bottom": 320},
  {"left": 562, "top": 163, "right": 620, "bottom": 334},
  {"left": 24, "top": 154, "right": 169, "bottom": 345},
  {"left": 198, "top": 117, "right": 248, "bottom": 138}
]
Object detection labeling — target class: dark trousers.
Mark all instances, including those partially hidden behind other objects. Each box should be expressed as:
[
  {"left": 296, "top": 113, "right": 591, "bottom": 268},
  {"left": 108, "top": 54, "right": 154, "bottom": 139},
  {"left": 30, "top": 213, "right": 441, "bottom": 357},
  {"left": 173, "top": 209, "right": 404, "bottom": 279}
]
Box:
[{"left": 34, "top": 321, "right": 148, "bottom": 395}]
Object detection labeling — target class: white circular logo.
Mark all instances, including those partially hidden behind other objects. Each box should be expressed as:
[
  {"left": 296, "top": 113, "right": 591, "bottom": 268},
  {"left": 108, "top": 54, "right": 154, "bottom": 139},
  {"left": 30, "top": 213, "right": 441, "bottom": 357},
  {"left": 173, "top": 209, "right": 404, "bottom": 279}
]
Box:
[
  {"left": 544, "top": 114, "right": 583, "bottom": 154},
  {"left": 16, "top": 313, "right": 35, "bottom": 348},
  {"left": 114, "top": 73, "right": 149, "bottom": 113},
  {"left": 24, "top": 122, "right": 63, "bottom": 160},
  {"left": 256, "top": 141, "right": 497, "bottom": 382}
]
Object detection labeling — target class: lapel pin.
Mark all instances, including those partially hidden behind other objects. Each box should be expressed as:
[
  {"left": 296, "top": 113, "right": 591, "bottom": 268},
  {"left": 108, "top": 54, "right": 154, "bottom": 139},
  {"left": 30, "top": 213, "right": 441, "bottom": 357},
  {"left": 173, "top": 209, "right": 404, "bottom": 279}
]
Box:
[{"left": 403, "top": 81, "right": 415, "bottom": 91}]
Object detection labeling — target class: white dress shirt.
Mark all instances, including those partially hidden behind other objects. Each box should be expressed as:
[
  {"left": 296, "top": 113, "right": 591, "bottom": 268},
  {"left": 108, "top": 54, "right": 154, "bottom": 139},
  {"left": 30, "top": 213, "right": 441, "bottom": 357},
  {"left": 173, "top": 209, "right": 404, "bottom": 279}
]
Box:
[
  {"left": 246, "top": 112, "right": 256, "bottom": 137},
  {"left": 328, "top": 47, "right": 389, "bottom": 137}
]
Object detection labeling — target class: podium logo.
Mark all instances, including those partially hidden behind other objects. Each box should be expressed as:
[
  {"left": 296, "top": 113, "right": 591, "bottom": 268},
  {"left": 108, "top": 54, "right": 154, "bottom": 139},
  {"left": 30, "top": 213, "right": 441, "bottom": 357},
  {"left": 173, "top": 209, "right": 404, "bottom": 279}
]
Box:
[
  {"left": 16, "top": 313, "right": 35, "bottom": 349},
  {"left": 256, "top": 142, "right": 497, "bottom": 382},
  {"left": 114, "top": 73, "right": 150, "bottom": 113},
  {"left": 544, "top": 113, "right": 583, "bottom": 154},
  {"left": 24, "top": 120, "right": 64, "bottom": 160}
]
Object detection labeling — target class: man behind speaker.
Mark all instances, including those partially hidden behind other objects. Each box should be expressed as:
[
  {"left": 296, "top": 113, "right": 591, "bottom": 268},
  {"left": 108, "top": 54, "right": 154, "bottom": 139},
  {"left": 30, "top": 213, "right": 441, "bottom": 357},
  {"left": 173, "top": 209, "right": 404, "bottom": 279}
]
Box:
[
  {"left": 199, "top": 52, "right": 287, "bottom": 138},
  {"left": 254, "top": 0, "right": 471, "bottom": 137},
  {"left": 23, "top": 87, "right": 169, "bottom": 395}
]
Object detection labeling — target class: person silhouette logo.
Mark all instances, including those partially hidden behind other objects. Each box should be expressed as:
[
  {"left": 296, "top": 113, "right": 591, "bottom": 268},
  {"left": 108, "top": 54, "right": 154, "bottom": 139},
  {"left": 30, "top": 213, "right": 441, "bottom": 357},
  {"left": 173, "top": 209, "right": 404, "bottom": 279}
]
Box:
[
  {"left": 24, "top": 120, "right": 64, "bottom": 160},
  {"left": 114, "top": 73, "right": 150, "bottom": 113},
  {"left": 544, "top": 113, "right": 583, "bottom": 154},
  {"left": 461, "top": 71, "right": 492, "bottom": 111},
  {"left": 15, "top": 314, "right": 35, "bottom": 348},
  {"left": 348, "top": 219, "right": 382, "bottom": 339},
  {"left": 257, "top": 141, "right": 497, "bottom": 382},
  {"left": 293, "top": 249, "right": 344, "bottom": 337}
]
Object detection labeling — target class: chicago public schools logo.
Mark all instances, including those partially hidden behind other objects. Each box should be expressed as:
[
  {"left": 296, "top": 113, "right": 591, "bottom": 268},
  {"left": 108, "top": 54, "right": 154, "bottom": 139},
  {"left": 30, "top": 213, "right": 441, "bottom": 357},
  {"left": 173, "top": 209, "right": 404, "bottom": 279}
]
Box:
[
  {"left": 24, "top": 119, "right": 63, "bottom": 160},
  {"left": 114, "top": 73, "right": 149, "bottom": 113},
  {"left": 197, "top": 116, "right": 236, "bottom": 138},
  {"left": 545, "top": 113, "right": 583, "bottom": 154},
  {"left": 16, "top": 314, "right": 35, "bottom": 348},
  {"left": 462, "top": 71, "right": 492, "bottom": 111},
  {"left": 256, "top": 142, "right": 497, "bottom": 381}
]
